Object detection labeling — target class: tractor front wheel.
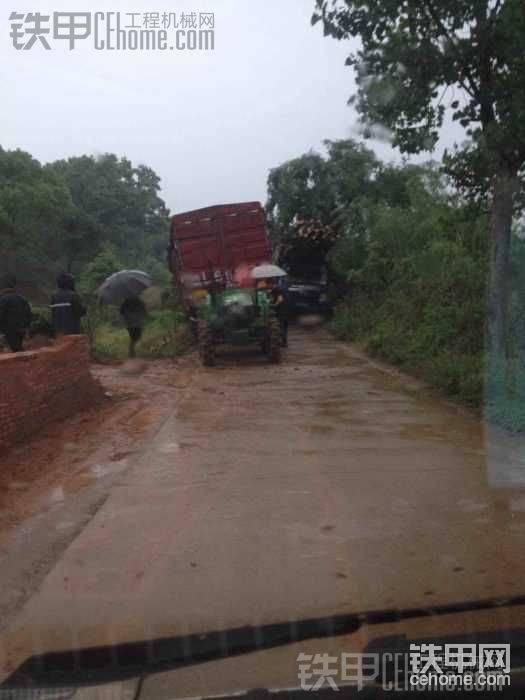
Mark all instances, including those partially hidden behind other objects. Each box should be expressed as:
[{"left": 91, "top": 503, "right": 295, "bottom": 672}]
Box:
[
  {"left": 198, "top": 320, "right": 215, "bottom": 367},
  {"left": 266, "top": 317, "right": 282, "bottom": 364}
]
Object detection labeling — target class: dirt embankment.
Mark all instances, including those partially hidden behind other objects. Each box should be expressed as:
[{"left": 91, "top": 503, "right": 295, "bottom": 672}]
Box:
[{"left": 0, "top": 356, "right": 194, "bottom": 536}]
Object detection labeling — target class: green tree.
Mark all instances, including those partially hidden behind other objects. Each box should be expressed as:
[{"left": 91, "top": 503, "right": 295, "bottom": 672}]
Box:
[
  {"left": 0, "top": 146, "right": 171, "bottom": 302},
  {"left": 0, "top": 147, "right": 73, "bottom": 287},
  {"left": 79, "top": 246, "right": 123, "bottom": 298},
  {"left": 45, "top": 154, "right": 169, "bottom": 269},
  {"left": 266, "top": 140, "right": 380, "bottom": 242},
  {"left": 325, "top": 138, "right": 379, "bottom": 207},
  {"left": 265, "top": 151, "right": 335, "bottom": 240},
  {"left": 313, "top": 0, "right": 525, "bottom": 357},
  {"left": 329, "top": 164, "right": 488, "bottom": 405}
]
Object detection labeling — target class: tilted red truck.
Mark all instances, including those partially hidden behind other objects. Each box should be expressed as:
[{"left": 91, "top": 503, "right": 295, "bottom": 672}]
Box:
[
  {"left": 168, "top": 201, "right": 271, "bottom": 318},
  {"left": 168, "top": 202, "right": 282, "bottom": 365}
]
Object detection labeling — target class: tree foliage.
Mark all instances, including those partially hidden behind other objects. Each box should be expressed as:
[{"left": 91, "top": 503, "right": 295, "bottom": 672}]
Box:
[
  {"left": 266, "top": 151, "right": 335, "bottom": 239},
  {"left": 0, "top": 148, "right": 170, "bottom": 297},
  {"left": 45, "top": 154, "right": 169, "bottom": 268},
  {"left": 312, "top": 0, "right": 525, "bottom": 354},
  {"left": 330, "top": 164, "right": 488, "bottom": 406},
  {"left": 265, "top": 138, "right": 493, "bottom": 408},
  {"left": 266, "top": 139, "right": 381, "bottom": 239},
  {"left": 0, "top": 147, "right": 73, "bottom": 272},
  {"left": 313, "top": 0, "right": 525, "bottom": 164}
]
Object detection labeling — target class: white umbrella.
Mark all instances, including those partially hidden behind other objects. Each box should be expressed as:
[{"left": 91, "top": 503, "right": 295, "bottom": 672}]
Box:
[{"left": 251, "top": 264, "right": 287, "bottom": 280}]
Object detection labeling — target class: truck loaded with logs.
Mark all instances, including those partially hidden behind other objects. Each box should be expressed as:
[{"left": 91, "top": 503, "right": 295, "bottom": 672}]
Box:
[{"left": 275, "top": 218, "right": 339, "bottom": 318}]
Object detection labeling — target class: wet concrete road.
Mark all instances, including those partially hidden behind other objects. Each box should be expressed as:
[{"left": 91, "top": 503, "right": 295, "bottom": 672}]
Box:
[{"left": 2, "top": 327, "right": 525, "bottom": 688}]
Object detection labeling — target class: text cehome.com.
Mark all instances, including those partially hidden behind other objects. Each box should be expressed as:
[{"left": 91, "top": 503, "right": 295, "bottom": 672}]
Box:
[
  {"left": 92, "top": 14, "right": 214, "bottom": 51},
  {"left": 410, "top": 671, "right": 510, "bottom": 692}
]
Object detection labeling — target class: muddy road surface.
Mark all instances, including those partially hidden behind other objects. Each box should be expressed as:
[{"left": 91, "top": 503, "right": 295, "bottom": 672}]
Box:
[{"left": 1, "top": 327, "right": 525, "bottom": 692}]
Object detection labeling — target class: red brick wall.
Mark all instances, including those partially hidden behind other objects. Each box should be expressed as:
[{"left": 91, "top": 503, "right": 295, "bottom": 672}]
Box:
[{"left": 0, "top": 336, "right": 102, "bottom": 454}]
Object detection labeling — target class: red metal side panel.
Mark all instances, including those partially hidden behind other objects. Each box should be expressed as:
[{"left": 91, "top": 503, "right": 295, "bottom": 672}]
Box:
[{"left": 169, "top": 202, "right": 271, "bottom": 293}]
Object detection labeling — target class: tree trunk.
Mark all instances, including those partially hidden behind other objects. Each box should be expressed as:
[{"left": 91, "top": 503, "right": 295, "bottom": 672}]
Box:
[{"left": 487, "top": 164, "right": 517, "bottom": 358}]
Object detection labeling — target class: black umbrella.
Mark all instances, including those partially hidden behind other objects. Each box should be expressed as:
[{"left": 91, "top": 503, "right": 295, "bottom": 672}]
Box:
[{"left": 97, "top": 270, "right": 153, "bottom": 305}]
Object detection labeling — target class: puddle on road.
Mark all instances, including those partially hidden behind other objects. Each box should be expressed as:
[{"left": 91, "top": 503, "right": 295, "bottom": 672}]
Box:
[
  {"left": 510, "top": 495, "right": 525, "bottom": 512},
  {"left": 297, "top": 348, "right": 367, "bottom": 368},
  {"left": 126, "top": 408, "right": 159, "bottom": 431},
  {"left": 90, "top": 460, "right": 129, "bottom": 478},
  {"left": 48, "top": 486, "right": 65, "bottom": 504},
  {"left": 109, "top": 451, "right": 134, "bottom": 462},
  {"left": 157, "top": 442, "right": 181, "bottom": 454},
  {"left": 306, "top": 424, "right": 335, "bottom": 435},
  {"left": 399, "top": 423, "right": 460, "bottom": 443},
  {"left": 297, "top": 354, "right": 486, "bottom": 459},
  {"left": 457, "top": 499, "right": 489, "bottom": 513},
  {"left": 54, "top": 520, "right": 77, "bottom": 531},
  {"left": 7, "top": 481, "right": 29, "bottom": 492},
  {"left": 44, "top": 459, "right": 130, "bottom": 509},
  {"left": 62, "top": 442, "right": 79, "bottom": 452}
]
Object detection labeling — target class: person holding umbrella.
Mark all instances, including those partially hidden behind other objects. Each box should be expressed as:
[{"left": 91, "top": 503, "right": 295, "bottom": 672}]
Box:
[
  {"left": 269, "top": 278, "right": 289, "bottom": 347},
  {"left": 251, "top": 264, "right": 289, "bottom": 348},
  {"left": 97, "top": 270, "right": 153, "bottom": 359},
  {"left": 120, "top": 296, "right": 147, "bottom": 358}
]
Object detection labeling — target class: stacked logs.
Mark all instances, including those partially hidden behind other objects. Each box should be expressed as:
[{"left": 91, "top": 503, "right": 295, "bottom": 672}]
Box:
[{"left": 289, "top": 218, "right": 339, "bottom": 244}]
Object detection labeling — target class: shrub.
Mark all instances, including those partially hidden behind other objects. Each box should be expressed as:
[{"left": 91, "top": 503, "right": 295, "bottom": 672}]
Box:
[{"left": 90, "top": 309, "right": 193, "bottom": 362}]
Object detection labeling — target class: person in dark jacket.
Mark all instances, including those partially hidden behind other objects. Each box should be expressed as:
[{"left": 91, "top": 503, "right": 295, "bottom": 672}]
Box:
[
  {"left": 120, "top": 296, "right": 147, "bottom": 358},
  {"left": 50, "top": 273, "right": 86, "bottom": 336},
  {"left": 0, "top": 274, "right": 32, "bottom": 352}
]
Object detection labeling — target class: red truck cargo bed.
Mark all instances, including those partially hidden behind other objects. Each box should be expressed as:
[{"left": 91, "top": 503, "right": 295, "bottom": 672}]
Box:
[{"left": 169, "top": 202, "right": 271, "bottom": 291}]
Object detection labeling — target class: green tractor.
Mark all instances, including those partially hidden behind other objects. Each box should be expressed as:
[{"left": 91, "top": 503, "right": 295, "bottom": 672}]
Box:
[{"left": 197, "top": 287, "right": 281, "bottom": 367}]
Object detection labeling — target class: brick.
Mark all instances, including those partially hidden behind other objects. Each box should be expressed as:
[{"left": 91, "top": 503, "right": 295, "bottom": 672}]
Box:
[{"left": 0, "top": 336, "right": 103, "bottom": 454}]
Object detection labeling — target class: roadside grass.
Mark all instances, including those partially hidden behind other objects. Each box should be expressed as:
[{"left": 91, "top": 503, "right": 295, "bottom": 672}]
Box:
[
  {"left": 90, "top": 309, "right": 194, "bottom": 362},
  {"left": 25, "top": 297, "right": 195, "bottom": 363},
  {"left": 331, "top": 300, "right": 525, "bottom": 432},
  {"left": 483, "top": 357, "right": 525, "bottom": 432},
  {"left": 330, "top": 300, "right": 484, "bottom": 407},
  {"left": 29, "top": 304, "right": 54, "bottom": 336}
]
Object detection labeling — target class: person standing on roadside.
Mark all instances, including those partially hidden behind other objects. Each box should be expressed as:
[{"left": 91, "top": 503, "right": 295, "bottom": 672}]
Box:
[
  {"left": 0, "top": 274, "right": 32, "bottom": 352},
  {"left": 50, "top": 273, "right": 86, "bottom": 336}
]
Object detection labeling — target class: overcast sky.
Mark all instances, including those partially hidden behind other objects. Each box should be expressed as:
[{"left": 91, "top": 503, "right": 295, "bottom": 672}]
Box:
[{"left": 1, "top": 1, "right": 461, "bottom": 214}]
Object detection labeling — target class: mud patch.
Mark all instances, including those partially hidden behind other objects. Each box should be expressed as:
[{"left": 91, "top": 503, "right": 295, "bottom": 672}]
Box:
[
  {"left": 305, "top": 424, "right": 335, "bottom": 435},
  {"left": 0, "top": 358, "right": 191, "bottom": 538}
]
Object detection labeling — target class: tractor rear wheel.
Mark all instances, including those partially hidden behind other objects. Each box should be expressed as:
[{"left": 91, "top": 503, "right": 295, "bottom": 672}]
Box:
[
  {"left": 198, "top": 320, "right": 215, "bottom": 367},
  {"left": 266, "top": 317, "right": 282, "bottom": 364}
]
